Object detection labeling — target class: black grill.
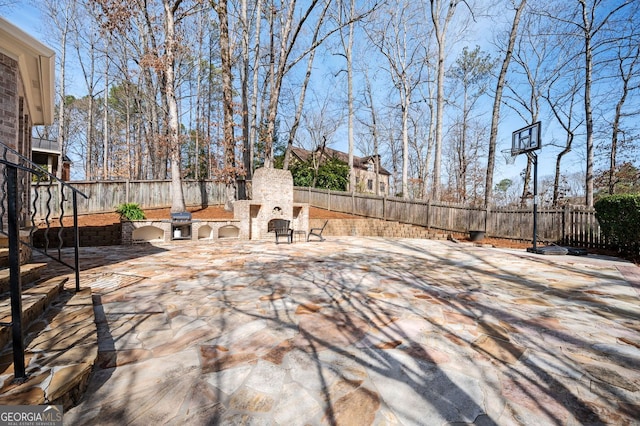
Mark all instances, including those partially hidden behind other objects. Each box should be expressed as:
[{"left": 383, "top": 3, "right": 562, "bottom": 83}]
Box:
[
  {"left": 170, "top": 212, "right": 193, "bottom": 240},
  {"left": 171, "top": 211, "right": 192, "bottom": 224}
]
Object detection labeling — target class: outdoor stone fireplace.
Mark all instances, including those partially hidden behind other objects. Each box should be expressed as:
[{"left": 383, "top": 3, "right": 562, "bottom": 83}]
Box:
[
  {"left": 122, "top": 167, "right": 308, "bottom": 243},
  {"left": 234, "top": 168, "right": 309, "bottom": 240}
]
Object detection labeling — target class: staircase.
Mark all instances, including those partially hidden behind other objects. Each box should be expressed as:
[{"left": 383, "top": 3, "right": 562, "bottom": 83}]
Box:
[
  {"left": 0, "top": 143, "right": 97, "bottom": 409},
  {"left": 0, "top": 238, "right": 97, "bottom": 409}
]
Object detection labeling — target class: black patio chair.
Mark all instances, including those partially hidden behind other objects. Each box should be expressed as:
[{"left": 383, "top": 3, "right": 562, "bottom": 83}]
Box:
[
  {"left": 307, "top": 220, "right": 328, "bottom": 242},
  {"left": 273, "top": 219, "right": 293, "bottom": 244}
]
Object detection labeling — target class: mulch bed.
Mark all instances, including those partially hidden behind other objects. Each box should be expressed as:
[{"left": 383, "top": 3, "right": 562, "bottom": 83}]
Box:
[
  {"left": 63, "top": 205, "right": 629, "bottom": 258},
  {"left": 66, "top": 205, "right": 358, "bottom": 228}
]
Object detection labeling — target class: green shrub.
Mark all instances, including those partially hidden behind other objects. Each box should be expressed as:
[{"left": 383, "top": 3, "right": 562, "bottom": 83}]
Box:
[
  {"left": 594, "top": 194, "right": 640, "bottom": 254},
  {"left": 115, "top": 203, "right": 146, "bottom": 221}
]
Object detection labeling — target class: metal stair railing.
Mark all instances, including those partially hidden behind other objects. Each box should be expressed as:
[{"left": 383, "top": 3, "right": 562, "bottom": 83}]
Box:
[{"left": 0, "top": 142, "right": 88, "bottom": 381}]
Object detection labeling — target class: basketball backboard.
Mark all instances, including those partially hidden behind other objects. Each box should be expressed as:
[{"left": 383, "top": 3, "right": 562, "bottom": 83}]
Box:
[{"left": 512, "top": 121, "right": 541, "bottom": 156}]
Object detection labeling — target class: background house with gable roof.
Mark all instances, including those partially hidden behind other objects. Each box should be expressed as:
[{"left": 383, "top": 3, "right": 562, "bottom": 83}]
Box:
[{"left": 290, "top": 146, "right": 391, "bottom": 196}]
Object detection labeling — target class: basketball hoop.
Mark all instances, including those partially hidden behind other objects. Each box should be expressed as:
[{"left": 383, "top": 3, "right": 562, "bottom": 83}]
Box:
[{"left": 501, "top": 148, "right": 516, "bottom": 165}]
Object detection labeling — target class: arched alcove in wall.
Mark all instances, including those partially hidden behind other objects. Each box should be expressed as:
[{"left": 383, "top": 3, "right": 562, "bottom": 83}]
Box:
[
  {"left": 219, "top": 225, "right": 239, "bottom": 239},
  {"left": 132, "top": 225, "right": 164, "bottom": 242},
  {"left": 198, "top": 225, "right": 213, "bottom": 240}
]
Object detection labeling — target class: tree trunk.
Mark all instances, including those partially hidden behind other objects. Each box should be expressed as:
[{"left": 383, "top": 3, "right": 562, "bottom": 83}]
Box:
[
  {"left": 56, "top": 17, "right": 69, "bottom": 179},
  {"left": 214, "top": 0, "right": 237, "bottom": 210},
  {"left": 520, "top": 157, "right": 532, "bottom": 208},
  {"left": 138, "top": 5, "right": 163, "bottom": 179},
  {"left": 163, "top": 0, "right": 186, "bottom": 213},
  {"left": 553, "top": 137, "right": 572, "bottom": 205},
  {"left": 347, "top": 0, "right": 355, "bottom": 194},
  {"left": 363, "top": 73, "right": 381, "bottom": 196},
  {"left": 430, "top": 0, "right": 458, "bottom": 201},
  {"left": 248, "top": 0, "right": 263, "bottom": 181},
  {"left": 240, "top": 0, "right": 252, "bottom": 181},
  {"left": 580, "top": 0, "right": 594, "bottom": 207},
  {"left": 283, "top": 1, "right": 329, "bottom": 170},
  {"left": 263, "top": 0, "right": 320, "bottom": 168},
  {"left": 401, "top": 100, "right": 409, "bottom": 199},
  {"left": 485, "top": 0, "right": 526, "bottom": 207},
  {"left": 103, "top": 46, "right": 109, "bottom": 180},
  {"left": 608, "top": 45, "right": 638, "bottom": 194},
  {"left": 282, "top": 46, "right": 317, "bottom": 170}
]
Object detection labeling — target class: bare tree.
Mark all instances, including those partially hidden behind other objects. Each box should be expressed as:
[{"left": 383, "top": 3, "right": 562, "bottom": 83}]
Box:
[
  {"left": 238, "top": 0, "right": 252, "bottom": 181},
  {"left": 39, "top": 0, "right": 78, "bottom": 178},
  {"left": 281, "top": 1, "right": 331, "bottom": 170},
  {"left": 343, "top": 0, "right": 356, "bottom": 193},
  {"left": 543, "top": 71, "right": 582, "bottom": 205},
  {"left": 428, "top": 0, "right": 468, "bottom": 200},
  {"left": 447, "top": 45, "right": 494, "bottom": 203},
  {"left": 485, "top": 0, "right": 527, "bottom": 206},
  {"left": 607, "top": 41, "right": 640, "bottom": 194},
  {"left": 357, "top": 70, "right": 383, "bottom": 195},
  {"left": 261, "top": 0, "right": 372, "bottom": 168},
  {"left": 540, "top": 0, "right": 635, "bottom": 206},
  {"left": 161, "top": 0, "right": 188, "bottom": 212},
  {"left": 72, "top": 2, "right": 101, "bottom": 180},
  {"left": 211, "top": 0, "right": 237, "bottom": 210},
  {"left": 503, "top": 8, "right": 548, "bottom": 207},
  {"left": 368, "top": 1, "right": 426, "bottom": 198},
  {"left": 262, "top": 0, "right": 321, "bottom": 168}
]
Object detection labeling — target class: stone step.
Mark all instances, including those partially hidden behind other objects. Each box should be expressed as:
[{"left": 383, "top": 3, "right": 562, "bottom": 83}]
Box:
[
  {"left": 0, "top": 286, "right": 97, "bottom": 409},
  {"left": 0, "top": 276, "right": 68, "bottom": 351},
  {"left": 0, "top": 263, "right": 47, "bottom": 294},
  {"left": 0, "top": 247, "right": 30, "bottom": 268},
  {"left": 0, "top": 249, "right": 7, "bottom": 268}
]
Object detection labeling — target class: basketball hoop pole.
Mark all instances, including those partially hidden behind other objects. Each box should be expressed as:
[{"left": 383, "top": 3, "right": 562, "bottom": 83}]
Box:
[
  {"left": 512, "top": 121, "right": 541, "bottom": 254},
  {"left": 527, "top": 152, "right": 538, "bottom": 253}
]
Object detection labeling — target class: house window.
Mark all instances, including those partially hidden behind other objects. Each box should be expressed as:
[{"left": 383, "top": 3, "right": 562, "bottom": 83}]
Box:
[
  {"left": 380, "top": 182, "right": 385, "bottom": 193},
  {"left": 367, "top": 179, "right": 373, "bottom": 191}
]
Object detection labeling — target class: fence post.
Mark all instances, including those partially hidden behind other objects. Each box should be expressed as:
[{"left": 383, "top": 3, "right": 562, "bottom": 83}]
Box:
[
  {"left": 352, "top": 191, "right": 355, "bottom": 215},
  {"left": 125, "top": 179, "right": 130, "bottom": 204},
  {"left": 73, "top": 190, "right": 81, "bottom": 292},
  {"left": 562, "top": 205, "right": 569, "bottom": 245},
  {"left": 485, "top": 206, "right": 490, "bottom": 234},
  {"left": 383, "top": 196, "right": 386, "bottom": 220}
]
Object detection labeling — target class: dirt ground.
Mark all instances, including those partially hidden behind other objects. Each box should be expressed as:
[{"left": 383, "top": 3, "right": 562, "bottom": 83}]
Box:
[
  {"left": 64, "top": 205, "right": 534, "bottom": 250},
  {"left": 69, "top": 205, "right": 358, "bottom": 227}
]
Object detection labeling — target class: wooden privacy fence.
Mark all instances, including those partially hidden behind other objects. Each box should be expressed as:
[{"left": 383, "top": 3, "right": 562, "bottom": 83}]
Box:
[
  {"left": 294, "top": 187, "right": 605, "bottom": 248},
  {"left": 30, "top": 181, "right": 605, "bottom": 248},
  {"left": 31, "top": 180, "right": 228, "bottom": 219}
]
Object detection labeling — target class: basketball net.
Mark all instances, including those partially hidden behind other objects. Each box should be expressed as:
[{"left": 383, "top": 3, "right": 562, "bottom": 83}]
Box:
[{"left": 501, "top": 148, "right": 516, "bottom": 165}]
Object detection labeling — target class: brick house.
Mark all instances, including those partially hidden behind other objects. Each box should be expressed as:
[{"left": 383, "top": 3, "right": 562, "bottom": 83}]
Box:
[
  {"left": 32, "top": 137, "right": 71, "bottom": 181},
  {"left": 0, "top": 17, "right": 55, "bottom": 159},
  {"left": 290, "top": 146, "right": 391, "bottom": 196}
]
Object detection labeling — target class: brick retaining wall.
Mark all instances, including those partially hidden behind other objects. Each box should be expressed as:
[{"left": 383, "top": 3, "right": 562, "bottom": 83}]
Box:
[
  {"left": 32, "top": 218, "right": 445, "bottom": 249},
  {"left": 32, "top": 224, "right": 122, "bottom": 248},
  {"left": 309, "top": 218, "right": 446, "bottom": 240}
]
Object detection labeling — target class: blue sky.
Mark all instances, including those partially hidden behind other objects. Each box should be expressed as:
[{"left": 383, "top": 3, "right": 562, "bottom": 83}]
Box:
[{"left": 1, "top": 1, "right": 587, "bottom": 187}]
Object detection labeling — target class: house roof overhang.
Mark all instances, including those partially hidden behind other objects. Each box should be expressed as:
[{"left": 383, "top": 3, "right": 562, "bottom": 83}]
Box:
[{"left": 0, "top": 17, "right": 55, "bottom": 125}]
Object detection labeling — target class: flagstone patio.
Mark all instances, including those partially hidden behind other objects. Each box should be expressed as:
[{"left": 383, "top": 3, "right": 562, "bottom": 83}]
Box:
[{"left": 57, "top": 237, "right": 639, "bottom": 425}]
